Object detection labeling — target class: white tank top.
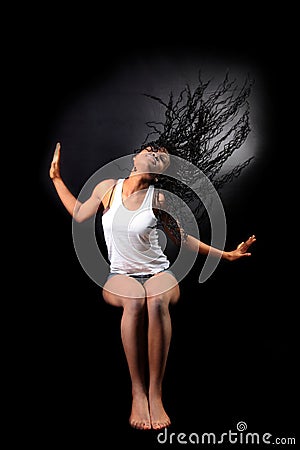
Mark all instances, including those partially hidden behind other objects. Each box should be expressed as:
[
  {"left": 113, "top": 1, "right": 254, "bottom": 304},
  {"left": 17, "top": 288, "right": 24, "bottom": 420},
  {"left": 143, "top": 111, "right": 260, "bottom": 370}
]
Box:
[{"left": 101, "top": 178, "right": 170, "bottom": 275}]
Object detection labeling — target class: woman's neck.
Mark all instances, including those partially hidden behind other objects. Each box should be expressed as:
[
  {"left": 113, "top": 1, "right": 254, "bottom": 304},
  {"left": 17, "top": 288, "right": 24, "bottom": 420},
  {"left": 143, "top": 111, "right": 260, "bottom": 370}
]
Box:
[{"left": 124, "top": 172, "right": 153, "bottom": 194}]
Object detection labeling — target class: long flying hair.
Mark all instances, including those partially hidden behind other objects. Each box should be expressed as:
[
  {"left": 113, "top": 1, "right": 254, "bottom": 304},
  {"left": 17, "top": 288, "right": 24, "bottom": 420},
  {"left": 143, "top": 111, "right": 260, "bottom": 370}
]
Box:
[{"left": 137, "top": 71, "right": 254, "bottom": 241}]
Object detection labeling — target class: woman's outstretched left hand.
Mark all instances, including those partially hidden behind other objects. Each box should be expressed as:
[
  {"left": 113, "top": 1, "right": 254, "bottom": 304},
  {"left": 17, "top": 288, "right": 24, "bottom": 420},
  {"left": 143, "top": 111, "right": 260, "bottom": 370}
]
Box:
[{"left": 226, "top": 235, "right": 256, "bottom": 261}]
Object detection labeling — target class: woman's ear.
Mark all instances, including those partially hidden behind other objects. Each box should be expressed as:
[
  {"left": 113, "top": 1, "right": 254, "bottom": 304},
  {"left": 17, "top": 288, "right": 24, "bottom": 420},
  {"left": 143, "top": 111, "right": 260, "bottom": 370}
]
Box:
[{"left": 132, "top": 155, "right": 137, "bottom": 172}]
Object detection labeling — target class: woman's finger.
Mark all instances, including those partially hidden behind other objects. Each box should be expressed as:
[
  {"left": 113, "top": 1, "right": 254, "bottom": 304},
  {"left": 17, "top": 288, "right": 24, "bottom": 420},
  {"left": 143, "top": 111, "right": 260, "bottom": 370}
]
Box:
[{"left": 53, "top": 142, "right": 60, "bottom": 163}]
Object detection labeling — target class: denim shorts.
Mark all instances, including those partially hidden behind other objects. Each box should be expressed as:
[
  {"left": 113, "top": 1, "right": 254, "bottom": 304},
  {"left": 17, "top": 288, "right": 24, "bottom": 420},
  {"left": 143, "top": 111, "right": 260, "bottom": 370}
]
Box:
[{"left": 107, "top": 269, "right": 176, "bottom": 286}]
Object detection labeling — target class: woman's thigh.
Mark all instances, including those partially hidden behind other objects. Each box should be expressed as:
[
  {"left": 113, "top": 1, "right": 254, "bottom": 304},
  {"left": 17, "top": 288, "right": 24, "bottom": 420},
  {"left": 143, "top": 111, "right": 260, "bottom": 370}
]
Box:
[
  {"left": 102, "top": 274, "right": 146, "bottom": 306},
  {"left": 144, "top": 272, "right": 180, "bottom": 305}
]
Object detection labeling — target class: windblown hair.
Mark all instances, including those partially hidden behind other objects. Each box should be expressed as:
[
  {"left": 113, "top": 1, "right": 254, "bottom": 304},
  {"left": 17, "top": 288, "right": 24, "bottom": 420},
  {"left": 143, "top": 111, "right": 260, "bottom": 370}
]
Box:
[{"left": 138, "top": 71, "right": 254, "bottom": 242}]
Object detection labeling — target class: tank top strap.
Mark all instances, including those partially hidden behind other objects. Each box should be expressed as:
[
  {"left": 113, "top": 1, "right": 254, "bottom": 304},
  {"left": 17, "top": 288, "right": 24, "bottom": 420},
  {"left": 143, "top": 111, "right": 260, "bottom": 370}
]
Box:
[
  {"left": 145, "top": 184, "right": 154, "bottom": 208},
  {"left": 110, "top": 178, "right": 124, "bottom": 209}
]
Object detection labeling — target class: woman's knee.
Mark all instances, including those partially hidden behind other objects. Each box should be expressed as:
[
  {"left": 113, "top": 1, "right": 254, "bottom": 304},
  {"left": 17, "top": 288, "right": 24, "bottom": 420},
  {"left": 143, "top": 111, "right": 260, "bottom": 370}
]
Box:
[
  {"left": 147, "top": 295, "right": 170, "bottom": 315},
  {"left": 145, "top": 283, "right": 180, "bottom": 308},
  {"left": 123, "top": 297, "right": 146, "bottom": 315}
]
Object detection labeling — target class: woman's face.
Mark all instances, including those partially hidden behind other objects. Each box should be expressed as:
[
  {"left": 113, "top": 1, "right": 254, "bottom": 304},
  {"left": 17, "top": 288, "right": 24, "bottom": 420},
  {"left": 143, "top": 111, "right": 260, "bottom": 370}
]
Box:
[{"left": 133, "top": 147, "right": 170, "bottom": 175}]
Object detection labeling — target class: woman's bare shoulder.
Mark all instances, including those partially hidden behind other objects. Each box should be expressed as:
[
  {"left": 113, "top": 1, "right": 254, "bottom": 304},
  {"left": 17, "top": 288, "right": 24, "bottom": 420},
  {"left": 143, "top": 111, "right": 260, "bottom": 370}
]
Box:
[
  {"left": 93, "top": 179, "right": 118, "bottom": 198},
  {"left": 153, "top": 188, "right": 166, "bottom": 207}
]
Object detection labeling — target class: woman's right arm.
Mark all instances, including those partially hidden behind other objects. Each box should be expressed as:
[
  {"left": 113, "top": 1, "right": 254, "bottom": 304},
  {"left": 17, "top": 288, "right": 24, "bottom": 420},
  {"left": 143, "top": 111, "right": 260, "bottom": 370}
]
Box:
[{"left": 50, "top": 142, "right": 116, "bottom": 223}]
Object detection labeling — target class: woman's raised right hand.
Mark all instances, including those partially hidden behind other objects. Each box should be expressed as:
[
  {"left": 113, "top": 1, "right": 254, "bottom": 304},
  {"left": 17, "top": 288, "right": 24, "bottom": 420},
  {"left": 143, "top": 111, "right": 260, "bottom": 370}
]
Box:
[{"left": 49, "top": 142, "right": 61, "bottom": 180}]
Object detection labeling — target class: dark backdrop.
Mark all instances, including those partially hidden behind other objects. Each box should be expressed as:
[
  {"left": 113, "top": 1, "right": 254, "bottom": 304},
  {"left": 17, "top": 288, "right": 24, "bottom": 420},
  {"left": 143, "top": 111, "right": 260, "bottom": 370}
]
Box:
[{"left": 31, "top": 25, "right": 297, "bottom": 449}]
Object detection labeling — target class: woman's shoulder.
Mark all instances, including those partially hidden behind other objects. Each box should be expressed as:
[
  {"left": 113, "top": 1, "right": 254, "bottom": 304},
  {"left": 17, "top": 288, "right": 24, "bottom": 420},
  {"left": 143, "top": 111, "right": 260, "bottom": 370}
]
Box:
[
  {"left": 153, "top": 188, "right": 166, "bottom": 207},
  {"left": 100, "top": 178, "right": 118, "bottom": 187},
  {"left": 93, "top": 179, "right": 118, "bottom": 197}
]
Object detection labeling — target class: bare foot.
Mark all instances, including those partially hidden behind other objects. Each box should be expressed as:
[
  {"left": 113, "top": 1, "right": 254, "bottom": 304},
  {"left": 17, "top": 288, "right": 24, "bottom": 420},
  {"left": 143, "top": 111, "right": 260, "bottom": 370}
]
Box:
[
  {"left": 129, "top": 393, "right": 151, "bottom": 430},
  {"left": 149, "top": 397, "right": 171, "bottom": 430}
]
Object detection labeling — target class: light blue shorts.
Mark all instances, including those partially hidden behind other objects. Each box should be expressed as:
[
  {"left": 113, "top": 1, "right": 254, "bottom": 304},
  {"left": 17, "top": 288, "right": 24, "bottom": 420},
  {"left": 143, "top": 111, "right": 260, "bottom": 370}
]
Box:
[{"left": 107, "top": 269, "right": 176, "bottom": 286}]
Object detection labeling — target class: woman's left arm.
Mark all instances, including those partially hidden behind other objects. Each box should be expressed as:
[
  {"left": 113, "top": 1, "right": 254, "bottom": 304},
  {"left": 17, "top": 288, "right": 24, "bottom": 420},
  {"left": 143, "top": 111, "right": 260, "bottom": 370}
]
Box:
[
  {"left": 183, "top": 233, "right": 256, "bottom": 261},
  {"left": 155, "top": 190, "right": 256, "bottom": 261}
]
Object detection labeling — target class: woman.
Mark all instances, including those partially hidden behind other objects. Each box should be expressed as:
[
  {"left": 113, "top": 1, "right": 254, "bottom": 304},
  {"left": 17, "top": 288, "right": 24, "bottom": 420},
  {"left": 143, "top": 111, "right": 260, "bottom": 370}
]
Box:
[{"left": 49, "top": 141, "right": 256, "bottom": 430}]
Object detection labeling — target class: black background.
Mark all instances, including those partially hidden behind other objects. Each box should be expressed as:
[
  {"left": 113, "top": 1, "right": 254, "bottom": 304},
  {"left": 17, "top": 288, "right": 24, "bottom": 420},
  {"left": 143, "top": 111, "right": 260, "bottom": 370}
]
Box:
[{"left": 22, "top": 11, "right": 297, "bottom": 448}]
